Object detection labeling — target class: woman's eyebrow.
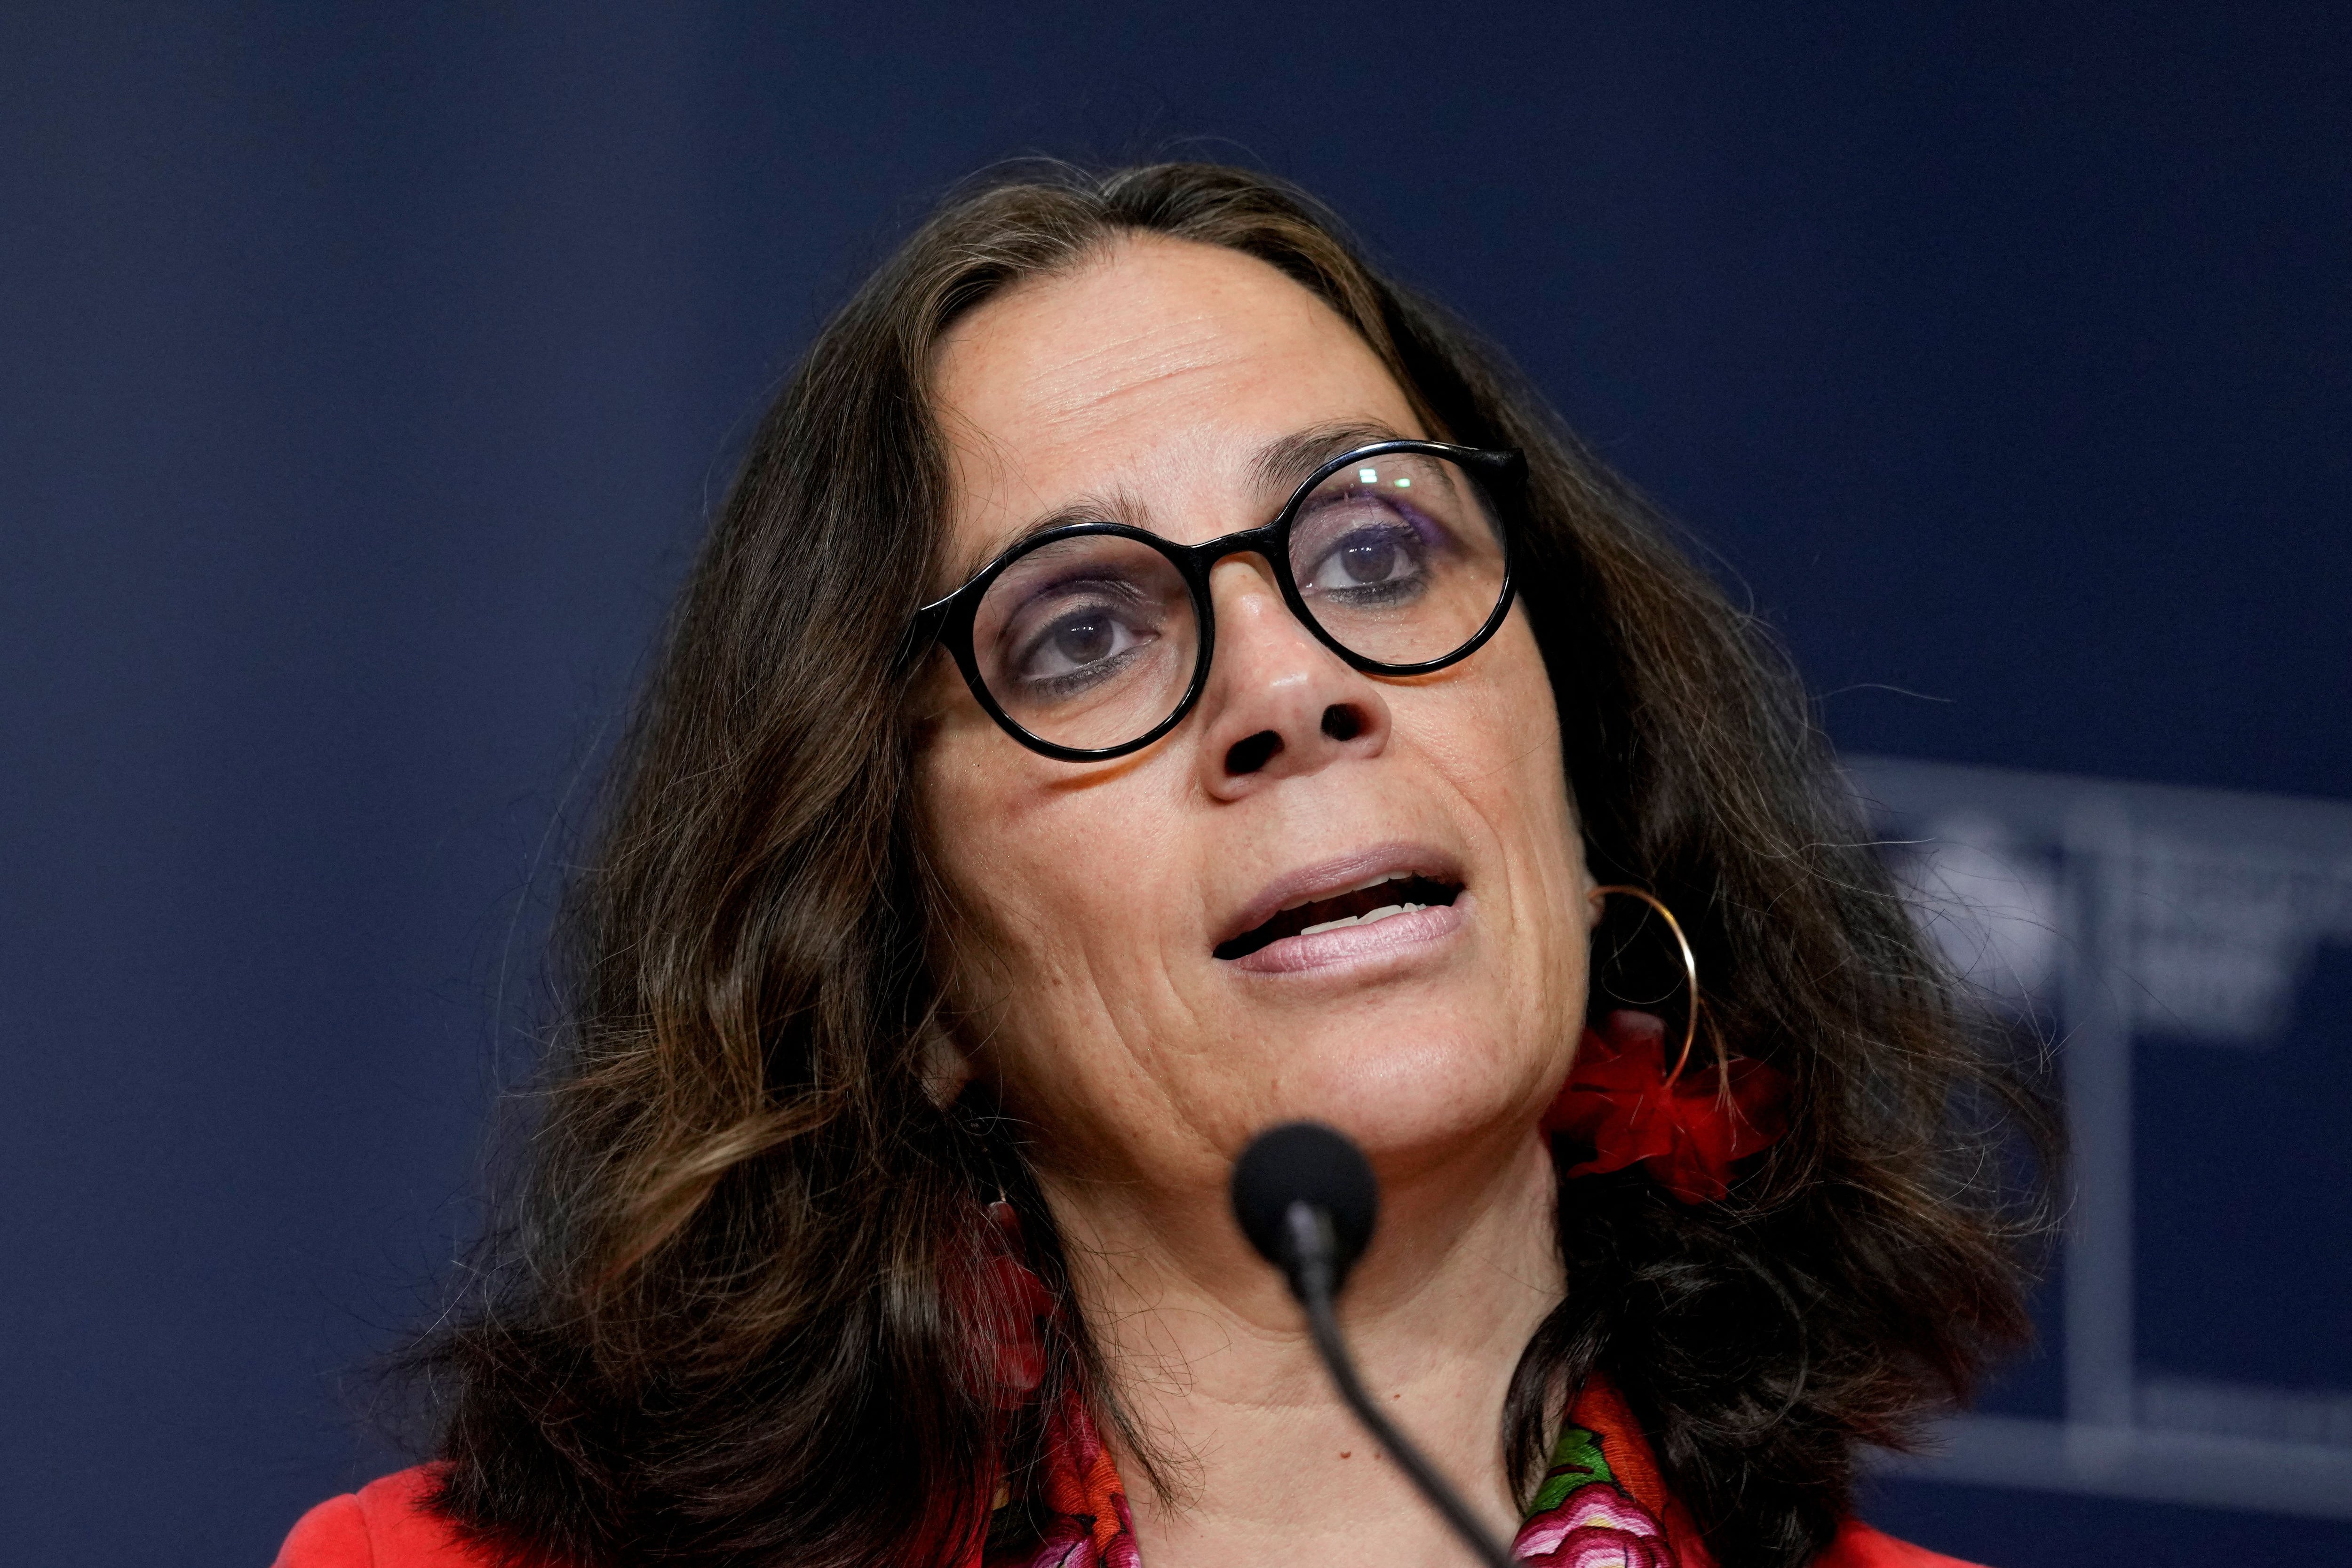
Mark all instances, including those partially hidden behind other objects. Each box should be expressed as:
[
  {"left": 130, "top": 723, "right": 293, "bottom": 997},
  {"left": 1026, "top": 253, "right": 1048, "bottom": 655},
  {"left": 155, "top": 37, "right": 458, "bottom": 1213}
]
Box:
[
  {"left": 959, "top": 489, "right": 1148, "bottom": 580},
  {"left": 941, "top": 425, "right": 1405, "bottom": 589},
  {"left": 1249, "top": 421, "right": 1416, "bottom": 498}
]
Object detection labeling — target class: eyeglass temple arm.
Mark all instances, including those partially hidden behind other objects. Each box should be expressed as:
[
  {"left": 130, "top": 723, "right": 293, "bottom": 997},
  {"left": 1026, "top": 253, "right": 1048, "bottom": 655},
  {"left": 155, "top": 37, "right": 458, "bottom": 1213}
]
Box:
[{"left": 894, "top": 596, "right": 954, "bottom": 673}]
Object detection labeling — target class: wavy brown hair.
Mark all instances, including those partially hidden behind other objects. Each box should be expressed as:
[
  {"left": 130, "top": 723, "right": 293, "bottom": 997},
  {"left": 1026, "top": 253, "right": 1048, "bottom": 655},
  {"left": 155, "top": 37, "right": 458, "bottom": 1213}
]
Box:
[{"left": 413, "top": 162, "right": 2058, "bottom": 1568}]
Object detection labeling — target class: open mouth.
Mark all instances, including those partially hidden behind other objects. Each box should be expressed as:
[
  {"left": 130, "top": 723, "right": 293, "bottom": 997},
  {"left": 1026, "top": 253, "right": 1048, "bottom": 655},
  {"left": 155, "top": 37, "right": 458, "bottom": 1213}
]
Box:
[{"left": 1213, "top": 872, "right": 1463, "bottom": 961}]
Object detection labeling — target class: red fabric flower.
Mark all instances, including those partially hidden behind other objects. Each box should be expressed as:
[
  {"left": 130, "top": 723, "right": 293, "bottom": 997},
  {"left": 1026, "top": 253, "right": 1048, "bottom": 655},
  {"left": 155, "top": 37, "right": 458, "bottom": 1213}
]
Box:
[
  {"left": 1513, "top": 1481, "right": 1679, "bottom": 1568},
  {"left": 1542, "top": 1010, "right": 1788, "bottom": 1204},
  {"left": 979, "top": 1202, "right": 1054, "bottom": 1406}
]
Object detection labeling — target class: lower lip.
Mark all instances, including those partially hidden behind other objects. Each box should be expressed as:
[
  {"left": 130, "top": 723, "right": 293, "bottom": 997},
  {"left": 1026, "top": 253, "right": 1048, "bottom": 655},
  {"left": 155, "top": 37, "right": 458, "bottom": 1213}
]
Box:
[{"left": 1225, "top": 899, "right": 1466, "bottom": 975}]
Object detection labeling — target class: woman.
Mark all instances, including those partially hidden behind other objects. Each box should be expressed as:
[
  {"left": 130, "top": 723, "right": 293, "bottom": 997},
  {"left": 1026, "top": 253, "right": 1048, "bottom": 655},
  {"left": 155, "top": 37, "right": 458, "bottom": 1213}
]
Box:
[{"left": 278, "top": 163, "right": 2052, "bottom": 1568}]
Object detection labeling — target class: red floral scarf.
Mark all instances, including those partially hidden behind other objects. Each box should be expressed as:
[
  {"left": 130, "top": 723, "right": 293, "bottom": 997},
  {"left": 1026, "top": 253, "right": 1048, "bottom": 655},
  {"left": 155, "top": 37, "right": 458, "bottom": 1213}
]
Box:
[{"left": 974, "top": 1373, "right": 1711, "bottom": 1568}]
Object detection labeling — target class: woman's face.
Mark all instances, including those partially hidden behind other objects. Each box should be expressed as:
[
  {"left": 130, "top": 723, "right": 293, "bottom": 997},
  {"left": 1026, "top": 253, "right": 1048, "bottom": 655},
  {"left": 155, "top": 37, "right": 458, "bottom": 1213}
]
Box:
[{"left": 918, "top": 236, "right": 1594, "bottom": 1202}]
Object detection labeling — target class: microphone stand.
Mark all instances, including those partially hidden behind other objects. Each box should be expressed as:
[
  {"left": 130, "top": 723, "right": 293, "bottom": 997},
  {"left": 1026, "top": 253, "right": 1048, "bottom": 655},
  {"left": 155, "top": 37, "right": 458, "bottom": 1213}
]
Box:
[{"left": 1282, "top": 1202, "right": 1520, "bottom": 1568}]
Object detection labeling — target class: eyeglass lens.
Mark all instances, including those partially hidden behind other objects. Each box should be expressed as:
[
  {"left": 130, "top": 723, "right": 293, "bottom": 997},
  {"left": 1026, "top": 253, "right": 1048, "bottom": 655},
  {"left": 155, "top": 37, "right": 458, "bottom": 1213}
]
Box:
[
  {"left": 968, "top": 451, "right": 1506, "bottom": 753},
  {"left": 969, "top": 533, "right": 1201, "bottom": 754}
]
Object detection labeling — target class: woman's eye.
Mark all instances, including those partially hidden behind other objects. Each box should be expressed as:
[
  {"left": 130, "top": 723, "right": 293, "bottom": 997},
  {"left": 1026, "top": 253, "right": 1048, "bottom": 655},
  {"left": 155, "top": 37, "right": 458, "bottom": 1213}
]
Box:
[
  {"left": 1045, "top": 610, "right": 1118, "bottom": 667},
  {"left": 1304, "top": 521, "right": 1426, "bottom": 595},
  {"left": 1333, "top": 534, "right": 1401, "bottom": 585},
  {"left": 1016, "top": 601, "right": 1151, "bottom": 684}
]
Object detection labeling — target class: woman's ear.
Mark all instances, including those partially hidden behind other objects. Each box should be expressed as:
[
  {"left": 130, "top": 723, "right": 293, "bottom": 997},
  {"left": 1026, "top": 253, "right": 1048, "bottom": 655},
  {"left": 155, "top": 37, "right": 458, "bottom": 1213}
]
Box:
[
  {"left": 1579, "top": 839, "right": 1607, "bottom": 933},
  {"left": 920, "top": 1018, "right": 977, "bottom": 1109}
]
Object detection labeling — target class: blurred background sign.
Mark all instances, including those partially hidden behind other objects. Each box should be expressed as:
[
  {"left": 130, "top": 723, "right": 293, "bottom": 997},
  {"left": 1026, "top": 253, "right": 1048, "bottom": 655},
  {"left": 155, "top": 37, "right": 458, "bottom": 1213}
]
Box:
[{"left": 1857, "top": 755, "right": 2352, "bottom": 1520}]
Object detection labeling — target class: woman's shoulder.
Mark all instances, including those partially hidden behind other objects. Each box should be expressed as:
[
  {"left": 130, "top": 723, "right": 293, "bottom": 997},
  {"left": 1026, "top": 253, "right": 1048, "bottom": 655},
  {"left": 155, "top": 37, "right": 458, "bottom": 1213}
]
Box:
[
  {"left": 273, "top": 1466, "right": 521, "bottom": 1568},
  {"left": 1819, "top": 1518, "right": 1989, "bottom": 1568}
]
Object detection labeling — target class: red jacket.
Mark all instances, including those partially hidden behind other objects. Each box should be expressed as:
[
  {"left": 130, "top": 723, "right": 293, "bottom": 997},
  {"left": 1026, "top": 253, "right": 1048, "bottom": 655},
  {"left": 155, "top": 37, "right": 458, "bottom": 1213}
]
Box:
[{"left": 275, "top": 1465, "right": 1983, "bottom": 1568}]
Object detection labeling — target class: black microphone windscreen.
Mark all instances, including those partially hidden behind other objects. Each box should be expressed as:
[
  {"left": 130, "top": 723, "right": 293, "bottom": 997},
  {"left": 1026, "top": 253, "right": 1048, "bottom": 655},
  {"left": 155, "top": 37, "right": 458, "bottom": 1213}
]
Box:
[{"left": 1230, "top": 1121, "right": 1379, "bottom": 1283}]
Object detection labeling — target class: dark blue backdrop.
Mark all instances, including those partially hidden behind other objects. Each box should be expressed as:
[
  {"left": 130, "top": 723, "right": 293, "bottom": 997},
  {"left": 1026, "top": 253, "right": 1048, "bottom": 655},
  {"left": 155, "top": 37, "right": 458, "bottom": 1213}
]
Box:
[{"left": 4, "top": 5, "right": 2346, "bottom": 1564}]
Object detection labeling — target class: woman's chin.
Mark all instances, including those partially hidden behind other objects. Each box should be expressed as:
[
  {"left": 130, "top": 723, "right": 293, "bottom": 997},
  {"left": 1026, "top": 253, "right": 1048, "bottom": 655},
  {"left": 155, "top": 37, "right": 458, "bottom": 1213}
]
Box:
[{"left": 1247, "top": 1024, "right": 1558, "bottom": 1164}]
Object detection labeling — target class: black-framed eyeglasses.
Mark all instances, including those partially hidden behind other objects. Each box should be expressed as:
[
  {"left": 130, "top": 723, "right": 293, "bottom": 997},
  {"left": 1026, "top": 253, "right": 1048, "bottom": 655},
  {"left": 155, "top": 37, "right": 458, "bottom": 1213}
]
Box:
[{"left": 909, "top": 440, "right": 1524, "bottom": 761}]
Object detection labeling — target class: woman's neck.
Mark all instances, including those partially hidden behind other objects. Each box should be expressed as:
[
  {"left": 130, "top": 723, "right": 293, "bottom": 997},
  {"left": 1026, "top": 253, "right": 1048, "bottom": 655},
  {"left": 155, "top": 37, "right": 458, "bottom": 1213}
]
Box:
[{"left": 1041, "top": 1127, "right": 1564, "bottom": 1568}]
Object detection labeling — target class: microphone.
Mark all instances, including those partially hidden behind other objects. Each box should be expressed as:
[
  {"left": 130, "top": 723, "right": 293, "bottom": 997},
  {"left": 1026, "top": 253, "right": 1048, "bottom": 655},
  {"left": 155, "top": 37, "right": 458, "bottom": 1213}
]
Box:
[{"left": 1230, "top": 1123, "right": 1519, "bottom": 1568}]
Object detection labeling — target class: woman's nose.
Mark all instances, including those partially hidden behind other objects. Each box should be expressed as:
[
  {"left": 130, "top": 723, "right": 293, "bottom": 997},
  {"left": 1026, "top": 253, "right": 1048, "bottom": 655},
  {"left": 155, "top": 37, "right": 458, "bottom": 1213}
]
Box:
[{"left": 1195, "top": 558, "right": 1390, "bottom": 799}]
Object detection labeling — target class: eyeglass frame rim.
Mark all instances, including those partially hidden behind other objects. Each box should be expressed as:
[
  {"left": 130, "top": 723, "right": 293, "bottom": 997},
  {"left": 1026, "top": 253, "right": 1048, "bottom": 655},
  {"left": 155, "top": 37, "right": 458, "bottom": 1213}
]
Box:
[{"left": 905, "top": 438, "right": 1527, "bottom": 763}]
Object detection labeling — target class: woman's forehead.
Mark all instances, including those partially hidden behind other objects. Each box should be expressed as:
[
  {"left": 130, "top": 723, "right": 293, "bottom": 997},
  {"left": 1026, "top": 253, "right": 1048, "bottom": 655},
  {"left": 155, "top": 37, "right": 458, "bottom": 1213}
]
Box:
[{"left": 932, "top": 237, "right": 1424, "bottom": 559}]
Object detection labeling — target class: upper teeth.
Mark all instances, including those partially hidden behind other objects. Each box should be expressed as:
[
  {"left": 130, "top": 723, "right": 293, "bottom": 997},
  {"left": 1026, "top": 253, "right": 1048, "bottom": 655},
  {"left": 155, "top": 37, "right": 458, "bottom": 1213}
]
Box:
[{"left": 1285, "top": 870, "right": 1415, "bottom": 915}]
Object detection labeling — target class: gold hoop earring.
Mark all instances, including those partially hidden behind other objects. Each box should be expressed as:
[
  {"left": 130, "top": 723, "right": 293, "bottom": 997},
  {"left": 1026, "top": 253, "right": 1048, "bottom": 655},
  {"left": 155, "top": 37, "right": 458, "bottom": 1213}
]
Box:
[{"left": 1589, "top": 884, "right": 1701, "bottom": 1089}]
